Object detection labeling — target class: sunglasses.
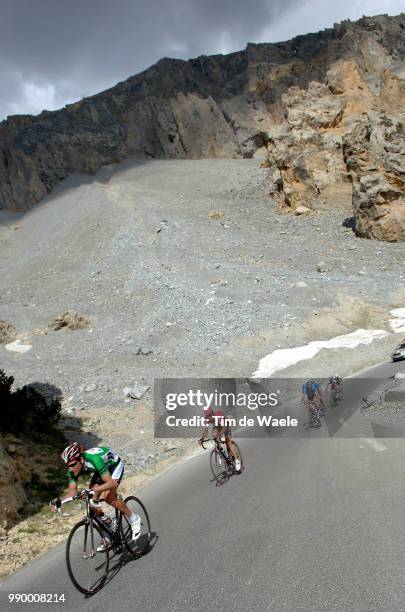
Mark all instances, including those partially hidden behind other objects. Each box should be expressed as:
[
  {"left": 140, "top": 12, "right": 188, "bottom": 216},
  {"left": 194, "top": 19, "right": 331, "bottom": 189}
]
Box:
[{"left": 67, "top": 460, "right": 80, "bottom": 468}]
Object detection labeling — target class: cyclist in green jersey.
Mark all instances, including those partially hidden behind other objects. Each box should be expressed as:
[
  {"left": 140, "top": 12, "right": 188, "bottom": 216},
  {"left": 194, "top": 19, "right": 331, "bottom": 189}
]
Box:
[{"left": 51, "top": 442, "right": 141, "bottom": 543}]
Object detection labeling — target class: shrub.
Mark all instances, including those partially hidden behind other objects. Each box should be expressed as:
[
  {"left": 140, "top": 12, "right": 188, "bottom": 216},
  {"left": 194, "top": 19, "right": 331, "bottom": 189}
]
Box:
[
  {"left": 0, "top": 370, "right": 14, "bottom": 431},
  {"left": 12, "top": 386, "right": 61, "bottom": 434},
  {"left": 0, "top": 370, "right": 61, "bottom": 436}
]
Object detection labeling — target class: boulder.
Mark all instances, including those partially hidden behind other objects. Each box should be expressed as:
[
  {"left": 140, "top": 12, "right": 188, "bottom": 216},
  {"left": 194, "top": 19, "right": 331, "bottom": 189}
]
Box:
[
  {"left": 48, "top": 311, "right": 90, "bottom": 331},
  {"left": 0, "top": 321, "right": 17, "bottom": 344}
]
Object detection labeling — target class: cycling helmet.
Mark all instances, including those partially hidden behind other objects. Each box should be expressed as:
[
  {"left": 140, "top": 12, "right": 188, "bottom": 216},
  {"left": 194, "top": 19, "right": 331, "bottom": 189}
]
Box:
[{"left": 61, "top": 442, "right": 83, "bottom": 465}]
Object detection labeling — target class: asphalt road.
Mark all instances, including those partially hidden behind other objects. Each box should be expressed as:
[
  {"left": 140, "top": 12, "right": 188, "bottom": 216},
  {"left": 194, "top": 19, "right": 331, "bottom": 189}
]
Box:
[{"left": 2, "top": 359, "right": 405, "bottom": 612}]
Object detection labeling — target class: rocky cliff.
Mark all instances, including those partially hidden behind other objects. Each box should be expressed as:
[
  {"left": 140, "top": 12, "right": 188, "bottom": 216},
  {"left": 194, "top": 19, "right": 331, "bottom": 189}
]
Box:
[
  {"left": 0, "top": 437, "right": 31, "bottom": 530},
  {"left": 0, "top": 14, "right": 404, "bottom": 240}
]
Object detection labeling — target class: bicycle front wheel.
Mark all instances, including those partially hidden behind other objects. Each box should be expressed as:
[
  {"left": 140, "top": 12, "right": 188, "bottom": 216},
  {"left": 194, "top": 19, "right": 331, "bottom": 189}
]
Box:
[
  {"left": 210, "top": 448, "right": 229, "bottom": 485},
  {"left": 121, "top": 496, "right": 151, "bottom": 557},
  {"left": 312, "top": 413, "right": 321, "bottom": 428},
  {"left": 66, "top": 519, "right": 109, "bottom": 595}
]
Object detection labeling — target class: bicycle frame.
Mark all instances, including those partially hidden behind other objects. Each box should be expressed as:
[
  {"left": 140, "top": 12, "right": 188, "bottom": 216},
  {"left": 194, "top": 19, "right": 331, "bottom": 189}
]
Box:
[
  {"left": 303, "top": 399, "right": 321, "bottom": 427},
  {"left": 216, "top": 440, "right": 233, "bottom": 465},
  {"left": 60, "top": 490, "right": 122, "bottom": 555},
  {"left": 89, "top": 501, "right": 123, "bottom": 552},
  {"left": 202, "top": 437, "right": 233, "bottom": 465}
]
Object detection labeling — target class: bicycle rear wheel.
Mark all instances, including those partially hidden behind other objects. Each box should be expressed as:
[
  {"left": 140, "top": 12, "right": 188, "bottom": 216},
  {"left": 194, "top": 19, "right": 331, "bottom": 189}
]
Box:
[
  {"left": 66, "top": 519, "right": 109, "bottom": 595},
  {"left": 121, "top": 496, "right": 151, "bottom": 557},
  {"left": 210, "top": 447, "right": 229, "bottom": 485}
]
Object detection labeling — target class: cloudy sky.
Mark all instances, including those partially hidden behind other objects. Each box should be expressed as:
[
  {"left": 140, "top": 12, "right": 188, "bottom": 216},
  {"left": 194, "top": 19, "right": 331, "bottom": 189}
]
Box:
[{"left": 0, "top": 0, "right": 402, "bottom": 121}]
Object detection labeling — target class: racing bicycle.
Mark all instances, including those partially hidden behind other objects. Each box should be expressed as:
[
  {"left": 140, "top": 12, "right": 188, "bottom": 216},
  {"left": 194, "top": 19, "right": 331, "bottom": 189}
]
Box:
[
  {"left": 55, "top": 489, "right": 150, "bottom": 595},
  {"left": 303, "top": 399, "right": 322, "bottom": 428},
  {"left": 330, "top": 384, "right": 343, "bottom": 406},
  {"left": 201, "top": 437, "right": 244, "bottom": 485}
]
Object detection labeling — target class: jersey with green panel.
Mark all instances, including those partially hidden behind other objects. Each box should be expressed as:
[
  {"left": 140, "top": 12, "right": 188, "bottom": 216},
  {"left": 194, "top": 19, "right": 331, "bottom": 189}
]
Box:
[{"left": 67, "top": 446, "right": 120, "bottom": 484}]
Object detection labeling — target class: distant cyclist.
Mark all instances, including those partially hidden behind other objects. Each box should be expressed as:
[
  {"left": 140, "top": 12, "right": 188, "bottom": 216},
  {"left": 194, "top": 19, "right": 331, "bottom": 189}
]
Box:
[
  {"left": 301, "top": 380, "right": 325, "bottom": 416},
  {"left": 326, "top": 376, "right": 343, "bottom": 405},
  {"left": 51, "top": 443, "right": 141, "bottom": 548},
  {"left": 326, "top": 375, "right": 343, "bottom": 390},
  {"left": 199, "top": 407, "right": 241, "bottom": 472}
]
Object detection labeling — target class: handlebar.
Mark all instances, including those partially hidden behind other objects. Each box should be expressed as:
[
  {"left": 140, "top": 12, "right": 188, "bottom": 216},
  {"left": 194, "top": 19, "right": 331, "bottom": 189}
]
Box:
[
  {"left": 63, "top": 489, "right": 94, "bottom": 504},
  {"left": 51, "top": 489, "right": 95, "bottom": 513},
  {"left": 199, "top": 438, "right": 211, "bottom": 450}
]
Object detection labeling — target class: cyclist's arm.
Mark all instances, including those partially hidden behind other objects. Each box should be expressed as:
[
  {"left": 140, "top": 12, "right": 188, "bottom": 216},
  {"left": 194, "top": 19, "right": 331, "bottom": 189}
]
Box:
[
  {"left": 51, "top": 481, "right": 78, "bottom": 510},
  {"left": 67, "top": 481, "right": 78, "bottom": 496},
  {"left": 200, "top": 426, "right": 208, "bottom": 441},
  {"left": 63, "top": 473, "right": 79, "bottom": 500}
]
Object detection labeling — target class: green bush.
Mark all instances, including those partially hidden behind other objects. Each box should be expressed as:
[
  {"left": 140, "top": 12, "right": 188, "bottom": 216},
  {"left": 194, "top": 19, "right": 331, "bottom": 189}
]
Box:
[
  {"left": 0, "top": 370, "right": 14, "bottom": 432},
  {"left": 0, "top": 370, "right": 62, "bottom": 436}
]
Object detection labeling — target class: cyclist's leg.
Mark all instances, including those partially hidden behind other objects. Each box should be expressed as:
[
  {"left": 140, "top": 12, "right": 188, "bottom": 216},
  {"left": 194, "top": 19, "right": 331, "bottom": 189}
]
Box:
[
  {"left": 308, "top": 400, "right": 317, "bottom": 423},
  {"left": 104, "top": 469, "right": 141, "bottom": 539},
  {"left": 317, "top": 393, "right": 325, "bottom": 413},
  {"left": 225, "top": 431, "right": 237, "bottom": 461},
  {"left": 104, "top": 480, "right": 130, "bottom": 516},
  {"left": 103, "top": 462, "right": 133, "bottom": 519}
]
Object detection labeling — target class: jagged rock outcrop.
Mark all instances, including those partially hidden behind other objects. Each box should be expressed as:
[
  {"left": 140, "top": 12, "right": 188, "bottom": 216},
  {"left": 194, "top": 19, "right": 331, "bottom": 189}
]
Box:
[
  {"left": 0, "top": 13, "right": 404, "bottom": 240},
  {"left": 266, "top": 81, "right": 349, "bottom": 212},
  {"left": 266, "top": 45, "right": 405, "bottom": 241},
  {"left": 342, "top": 111, "right": 405, "bottom": 241}
]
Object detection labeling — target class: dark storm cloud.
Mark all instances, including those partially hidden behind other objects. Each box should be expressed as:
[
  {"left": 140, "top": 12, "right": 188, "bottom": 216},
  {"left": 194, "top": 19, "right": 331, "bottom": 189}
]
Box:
[
  {"left": 0, "top": 0, "right": 402, "bottom": 119},
  {"left": 0, "top": 0, "right": 307, "bottom": 119}
]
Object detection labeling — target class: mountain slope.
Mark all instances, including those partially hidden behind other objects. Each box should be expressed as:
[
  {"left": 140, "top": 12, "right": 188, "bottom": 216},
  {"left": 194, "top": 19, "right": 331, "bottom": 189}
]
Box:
[{"left": 0, "top": 14, "right": 404, "bottom": 240}]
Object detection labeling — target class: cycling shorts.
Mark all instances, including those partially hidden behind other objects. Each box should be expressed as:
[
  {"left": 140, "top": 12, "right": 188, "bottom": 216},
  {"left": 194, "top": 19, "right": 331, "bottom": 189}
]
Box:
[{"left": 89, "top": 459, "right": 124, "bottom": 486}]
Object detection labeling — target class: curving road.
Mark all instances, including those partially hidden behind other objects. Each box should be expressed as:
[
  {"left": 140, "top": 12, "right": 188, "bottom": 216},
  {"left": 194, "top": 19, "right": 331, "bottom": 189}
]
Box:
[{"left": 2, "top": 359, "right": 405, "bottom": 612}]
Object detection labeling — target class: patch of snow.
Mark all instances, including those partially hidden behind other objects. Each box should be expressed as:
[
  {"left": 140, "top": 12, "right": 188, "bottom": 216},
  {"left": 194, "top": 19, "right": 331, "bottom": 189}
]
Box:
[
  {"left": 390, "top": 308, "right": 405, "bottom": 333},
  {"left": 253, "top": 329, "right": 389, "bottom": 378},
  {"left": 5, "top": 339, "right": 32, "bottom": 354}
]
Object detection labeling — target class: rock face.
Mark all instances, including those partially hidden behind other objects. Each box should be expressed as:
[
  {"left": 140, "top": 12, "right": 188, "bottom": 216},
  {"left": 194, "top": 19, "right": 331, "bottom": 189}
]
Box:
[
  {"left": 0, "top": 14, "right": 404, "bottom": 240},
  {"left": 0, "top": 438, "right": 30, "bottom": 528},
  {"left": 266, "top": 81, "right": 349, "bottom": 212},
  {"left": 342, "top": 111, "right": 405, "bottom": 241}
]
